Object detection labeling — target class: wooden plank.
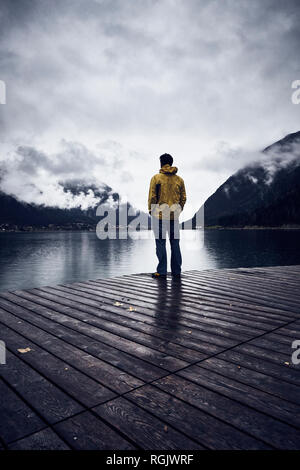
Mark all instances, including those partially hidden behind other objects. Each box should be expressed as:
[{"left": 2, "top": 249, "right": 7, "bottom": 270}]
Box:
[
  {"left": 0, "top": 377, "right": 45, "bottom": 444},
  {"left": 125, "top": 270, "right": 300, "bottom": 314},
  {"left": 248, "top": 336, "right": 295, "bottom": 355},
  {"left": 266, "top": 331, "right": 300, "bottom": 344},
  {"left": 53, "top": 411, "right": 136, "bottom": 450},
  {"left": 180, "top": 269, "right": 298, "bottom": 300},
  {"left": 218, "top": 350, "right": 300, "bottom": 388},
  {"left": 14, "top": 288, "right": 207, "bottom": 362},
  {"left": 94, "top": 397, "right": 202, "bottom": 450},
  {"left": 178, "top": 273, "right": 300, "bottom": 315},
  {"left": 185, "top": 268, "right": 300, "bottom": 299},
  {"left": 8, "top": 428, "right": 70, "bottom": 450},
  {"left": 186, "top": 269, "right": 300, "bottom": 305},
  {"left": 272, "top": 324, "right": 300, "bottom": 338},
  {"left": 0, "top": 265, "right": 299, "bottom": 450},
  {"left": 0, "top": 294, "right": 166, "bottom": 381},
  {"left": 0, "top": 319, "right": 116, "bottom": 406},
  {"left": 91, "top": 276, "right": 292, "bottom": 325},
  {"left": 154, "top": 375, "right": 300, "bottom": 449},
  {"left": 41, "top": 285, "right": 235, "bottom": 352},
  {"left": 0, "top": 295, "right": 167, "bottom": 383},
  {"left": 212, "top": 266, "right": 300, "bottom": 285},
  {"left": 0, "top": 307, "right": 143, "bottom": 394},
  {"left": 189, "top": 357, "right": 300, "bottom": 406},
  {"left": 97, "top": 275, "right": 294, "bottom": 327},
  {"left": 186, "top": 264, "right": 300, "bottom": 282},
  {"left": 238, "top": 266, "right": 300, "bottom": 285},
  {"left": 63, "top": 281, "right": 282, "bottom": 342},
  {"left": 59, "top": 281, "right": 255, "bottom": 343},
  {"left": 0, "top": 350, "right": 83, "bottom": 424},
  {"left": 73, "top": 279, "right": 279, "bottom": 334},
  {"left": 106, "top": 271, "right": 300, "bottom": 304},
  {"left": 177, "top": 364, "right": 300, "bottom": 428},
  {"left": 0, "top": 293, "right": 187, "bottom": 372},
  {"left": 246, "top": 323, "right": 300, "bottom": 353},
  {"left": 232, "top": 343, "right": 300, "bottom": 373},
  {"left": 124, "top": 385, "right": 270, "bottom": 449}
]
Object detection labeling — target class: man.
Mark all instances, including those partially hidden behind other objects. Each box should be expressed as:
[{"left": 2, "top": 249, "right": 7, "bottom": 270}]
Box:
[{"left": 148, "top": 153, "right": 186, "bottom": 279}]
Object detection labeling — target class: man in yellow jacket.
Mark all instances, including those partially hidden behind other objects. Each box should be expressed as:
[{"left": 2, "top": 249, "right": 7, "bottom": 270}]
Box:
[{"left": 148, "top": 153, "right": 186, "bottom": 279}]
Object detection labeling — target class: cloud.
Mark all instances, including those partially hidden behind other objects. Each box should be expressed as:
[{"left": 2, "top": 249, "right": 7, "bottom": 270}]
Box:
[
  {"left": 0, "top": 138, "right": 163, "bottom": 212},
  {"left": 0, "top": 141, "right": 122, "bottom": 209},
  {"left": 232, "top": 136, "right": 300, "bottom": 186},
  {"left": 0, "top": 0, "right": 300, "bottom": 217},
  {"left": 261, "top": 139, "right": 300, "bottom": 184}
]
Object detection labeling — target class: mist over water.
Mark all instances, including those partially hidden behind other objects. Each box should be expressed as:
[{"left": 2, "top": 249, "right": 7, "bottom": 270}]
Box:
[{"left": 0, "top": 230, "right": 299, "bottom": 292}]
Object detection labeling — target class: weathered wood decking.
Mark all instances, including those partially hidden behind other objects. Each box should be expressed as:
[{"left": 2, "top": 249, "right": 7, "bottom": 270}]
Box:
[{"left": 0, "top": 265, "right": 299, "bottom": 450}]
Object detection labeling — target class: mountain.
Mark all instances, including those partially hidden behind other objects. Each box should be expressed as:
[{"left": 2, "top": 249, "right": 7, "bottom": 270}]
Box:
[
  {"left": 186, "top": 131, "right": 300, "bottom": 228},
  {"left": 0, "top": 179, "right": 147, "bottom": 230}
]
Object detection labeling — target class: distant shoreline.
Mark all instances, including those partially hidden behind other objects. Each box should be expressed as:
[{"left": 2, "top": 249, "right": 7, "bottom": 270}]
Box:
[
  {"left": 203, "top": 225, "right": 300, "bottom": 230},
  {"left": 1, "top": 225, "right": 300, "bottom": 233}
]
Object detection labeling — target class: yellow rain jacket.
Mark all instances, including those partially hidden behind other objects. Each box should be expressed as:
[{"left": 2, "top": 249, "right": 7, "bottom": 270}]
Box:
[{"left": 148, "top": 164, "right": 187, "bottom": 219}]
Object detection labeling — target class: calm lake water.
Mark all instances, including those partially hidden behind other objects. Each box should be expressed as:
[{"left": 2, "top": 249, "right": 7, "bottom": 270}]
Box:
[{"left": 0, "top": 229, "right": 300, "bottom": 292}]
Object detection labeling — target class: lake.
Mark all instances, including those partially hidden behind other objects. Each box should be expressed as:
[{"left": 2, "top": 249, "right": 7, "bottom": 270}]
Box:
[{"left": 0, "top": 229, "right": 300, "bottom": 292}]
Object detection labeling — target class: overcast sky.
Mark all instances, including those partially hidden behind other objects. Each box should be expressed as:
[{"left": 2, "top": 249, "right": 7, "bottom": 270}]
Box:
[{"left": 0, "top": 0, "right": 300, "bottom": 218}]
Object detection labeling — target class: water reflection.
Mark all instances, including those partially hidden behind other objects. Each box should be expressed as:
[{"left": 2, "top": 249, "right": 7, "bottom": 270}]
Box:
[
  {"left": 0, "top": 229, "right": 299, "bottom": 292},
  {"left": 203, "top": 229, "right": 300, "bottom": 269}
]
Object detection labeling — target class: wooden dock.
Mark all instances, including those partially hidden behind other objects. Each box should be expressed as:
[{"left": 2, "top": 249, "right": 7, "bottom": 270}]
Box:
[{"left": 0, "top": 265, "right": 299, "bottom": 450}]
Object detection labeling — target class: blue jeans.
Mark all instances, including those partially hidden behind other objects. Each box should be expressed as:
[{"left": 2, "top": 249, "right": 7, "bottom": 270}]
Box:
[{"left": 152, "top": 218, "right": 182, "bottom": 275}]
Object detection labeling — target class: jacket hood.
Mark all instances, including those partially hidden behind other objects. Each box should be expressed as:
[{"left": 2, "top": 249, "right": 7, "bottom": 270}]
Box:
[{"left": 159, "top": 164, "right": 178, "bottom": 175}]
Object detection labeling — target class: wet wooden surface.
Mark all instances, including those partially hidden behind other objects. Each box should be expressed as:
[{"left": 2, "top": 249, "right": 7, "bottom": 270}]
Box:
[{"left": 0, "top": 265, "right": 299, "bottom": 450}]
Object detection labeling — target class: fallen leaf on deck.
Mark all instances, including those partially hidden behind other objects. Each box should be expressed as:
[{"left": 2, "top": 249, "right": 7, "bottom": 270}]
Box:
[
  {"left": 128, "top": 306, "right": 136, "bottom": 311},
  {"left": 284, "top": 362, "right": 290, "bottom": 365},
  {"left": 114, "top": 302, "right": 123, "bottom": 307},
  {"left": 17, "top": 348, "right": 31, "bottom": 354}
]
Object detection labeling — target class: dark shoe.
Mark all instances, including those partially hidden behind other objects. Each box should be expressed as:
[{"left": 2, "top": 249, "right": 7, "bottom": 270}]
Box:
[
  {"left": 152, "top": 272, "right": 167, "bottom": 279},
  {"left": 172, "top": 273, "right": 181, "bottom": 278}
]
